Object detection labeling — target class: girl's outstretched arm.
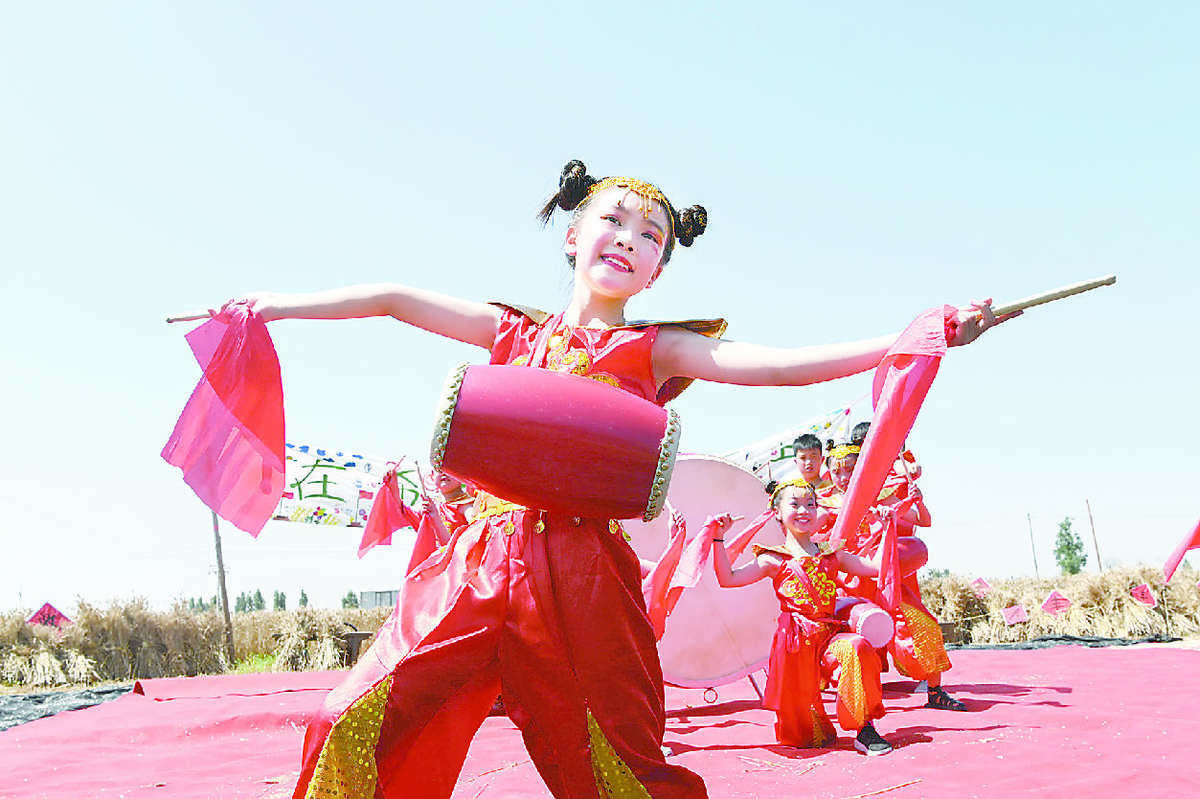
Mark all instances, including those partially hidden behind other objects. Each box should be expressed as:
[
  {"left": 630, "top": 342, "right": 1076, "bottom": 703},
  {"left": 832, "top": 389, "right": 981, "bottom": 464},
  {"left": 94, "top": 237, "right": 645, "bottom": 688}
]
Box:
[
  {"left": 217, "top": 284, "right": 502, "bottom": 349},
  {"left": 653, "top": 300, "right": 1008, "bottom": 387},
  {"left": 836, "top": 550, "right": 879, "bottom": 578},
  {"left": 709, "top": 514, "right": 778, "bottom": 587}
]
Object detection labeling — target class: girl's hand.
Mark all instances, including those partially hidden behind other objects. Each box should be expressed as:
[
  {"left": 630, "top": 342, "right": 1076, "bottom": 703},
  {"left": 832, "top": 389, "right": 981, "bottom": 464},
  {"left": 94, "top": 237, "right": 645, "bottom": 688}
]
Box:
[
  {"left": 668, "top": 506, "right": 687, "bottom": 538},
  {"left": 947, "top": 298, "right": 1021, "bottom": 347},
  {"left": 209, "top": 292, "right": 285, "bottom": 323},
  {"left": 706, "top": 513, "right": 736, "bottom": 539}
]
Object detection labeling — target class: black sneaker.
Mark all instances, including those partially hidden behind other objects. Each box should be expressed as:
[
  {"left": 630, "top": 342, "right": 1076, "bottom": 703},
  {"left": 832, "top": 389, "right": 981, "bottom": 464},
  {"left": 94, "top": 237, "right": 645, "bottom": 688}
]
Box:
[
  {"left": 854, "top": 723, "right": 893, "bottom": 756},
  {"left": 925, "top": 686, "right": 967, "bottom": 711}
]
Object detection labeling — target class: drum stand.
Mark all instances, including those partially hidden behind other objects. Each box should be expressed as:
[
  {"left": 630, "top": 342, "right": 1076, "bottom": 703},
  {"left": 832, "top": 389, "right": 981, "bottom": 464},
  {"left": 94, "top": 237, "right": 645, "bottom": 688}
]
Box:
[{"left": 699, "top": 671, "right": 766, "bottom": 704}]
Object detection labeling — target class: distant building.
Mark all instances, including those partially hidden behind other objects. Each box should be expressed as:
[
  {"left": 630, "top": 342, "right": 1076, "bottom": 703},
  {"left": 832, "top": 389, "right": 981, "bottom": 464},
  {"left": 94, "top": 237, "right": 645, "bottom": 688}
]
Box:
[{"left": 359, "top": 590, "right": 399, "bottom": 610}]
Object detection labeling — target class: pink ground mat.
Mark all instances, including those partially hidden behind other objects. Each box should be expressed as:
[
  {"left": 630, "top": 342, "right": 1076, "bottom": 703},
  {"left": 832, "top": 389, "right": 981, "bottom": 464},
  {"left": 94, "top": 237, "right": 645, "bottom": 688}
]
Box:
[{"left": 1, "top": 646, "right": 1196, "bottom": 798}]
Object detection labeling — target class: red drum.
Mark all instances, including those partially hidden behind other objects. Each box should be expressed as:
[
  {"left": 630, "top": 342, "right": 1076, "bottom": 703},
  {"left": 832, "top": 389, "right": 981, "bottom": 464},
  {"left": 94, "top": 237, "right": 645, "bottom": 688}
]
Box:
[
  {"left": 429, "top": 364, "right": 680, "bottom": 521},
  {"left": 835, "top": 597, "right": 894, "bottom": 649},
  {"left": 624, "top": 455, "right": 785, "bottom": 688},
  {"left": 897, "top": 536, "right": 929, "bottom": 577}
]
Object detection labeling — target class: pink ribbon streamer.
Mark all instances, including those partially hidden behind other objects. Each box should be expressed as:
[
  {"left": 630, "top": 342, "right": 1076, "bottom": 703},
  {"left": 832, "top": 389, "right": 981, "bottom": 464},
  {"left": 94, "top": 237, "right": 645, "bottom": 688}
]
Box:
[
  {"left": 1163, "top": 516, "right": 1200, "bottom": 582},
  {"left": 161, "top": 303, "right": 285, "bottom": 536},
  {"left": 825, "top": 306, "right": 952, "bottom": 609},
  {"left": 641, "top": 518, "right": 689, "bottom": 640}
]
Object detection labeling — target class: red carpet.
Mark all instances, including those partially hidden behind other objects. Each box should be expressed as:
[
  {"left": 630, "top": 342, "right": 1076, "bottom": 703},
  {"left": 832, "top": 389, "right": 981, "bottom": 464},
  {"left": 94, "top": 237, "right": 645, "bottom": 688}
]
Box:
[{"left": 1, "top": 646, "right": 1196, "bottom": 798}]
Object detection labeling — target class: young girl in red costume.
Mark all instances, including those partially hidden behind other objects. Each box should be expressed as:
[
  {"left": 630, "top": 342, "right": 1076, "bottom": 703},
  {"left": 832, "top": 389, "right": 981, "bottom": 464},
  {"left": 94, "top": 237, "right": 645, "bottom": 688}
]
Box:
[
  {"left": 710, "top": 480, "right": 894, "bottom": 755},
  {"left": 219, "top": 160, "right": 1001, "bottom": 798}
]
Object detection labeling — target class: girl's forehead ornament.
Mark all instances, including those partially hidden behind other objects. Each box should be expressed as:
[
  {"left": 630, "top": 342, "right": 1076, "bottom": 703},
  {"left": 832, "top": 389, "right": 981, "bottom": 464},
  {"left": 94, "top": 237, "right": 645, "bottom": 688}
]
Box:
[
  {"left": 829, "top": 444, "right": 861, "bottom": 460},
  {"left": 770, "top": 477, "right": 813, "bottom": 506},
  {"left": 583, "top": 176, "right": 674, "bottom": 229}
]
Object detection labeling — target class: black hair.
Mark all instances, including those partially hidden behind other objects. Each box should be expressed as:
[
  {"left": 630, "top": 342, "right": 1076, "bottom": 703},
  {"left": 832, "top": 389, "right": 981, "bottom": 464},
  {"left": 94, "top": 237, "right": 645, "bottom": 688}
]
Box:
[
  {"left": 792, "top": 433, "right": 822, "bottom": 452},
  {"left": 850, "top": 421, "right": 871, "bottom": 447},
  {"left": 537, "top": 159, "right": 707, "bottom": 267}
]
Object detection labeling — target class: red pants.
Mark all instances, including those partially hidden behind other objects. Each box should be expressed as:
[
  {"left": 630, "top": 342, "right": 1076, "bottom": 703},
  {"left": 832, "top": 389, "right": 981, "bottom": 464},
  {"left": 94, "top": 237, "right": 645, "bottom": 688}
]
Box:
[
  {"left": 765, "top": 622, "right": 885, "bottom": 748},
  {"left": 294, "top": 507, "right": 707, "bottom": 798}
]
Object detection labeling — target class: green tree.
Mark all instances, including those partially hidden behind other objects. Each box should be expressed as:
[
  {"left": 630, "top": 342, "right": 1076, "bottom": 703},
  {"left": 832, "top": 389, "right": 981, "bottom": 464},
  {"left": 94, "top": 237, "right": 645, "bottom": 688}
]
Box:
[
  {"left": 273, "top": 590, "right": 286, "bottom": 611},
  {"left": 253, "top": 589, "right": 266, "bottom": 611},
  {"left": 342, "top": 590, "right": 360, "bottom": 609},
  {"left": 1054, "top": 516, "right": 1087, "bottom": 575},
  {"left": 299, "top": 589, "right": 309, "bottom": 607},
  {"left": 234, "top": 593, "right": 246, "bottom": 613}
]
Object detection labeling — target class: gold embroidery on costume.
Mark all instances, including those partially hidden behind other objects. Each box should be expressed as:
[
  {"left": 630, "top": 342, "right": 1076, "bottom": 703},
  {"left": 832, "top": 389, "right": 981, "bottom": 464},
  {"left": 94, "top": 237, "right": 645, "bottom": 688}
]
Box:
[
  {"left": 546, "top": 329, "right": 622, "bottom": 388},
  {"left": 305, "top": 675, "right": 393, "bottom": 798},
  {"left": 801, "top": 558, "right": 837, "bottom": 605},
  {"left": 587, "top": 709, "right": 653, "bottom": 799},
  {"left": 827, "top": 638, "right": 869, "bottom": 728},
  {"left": 898, "top": 602, "right": 952, "bottom": 676},
  {"left": 810, "top": 707, "right": 833, "bottom": 746},
  {"left": 474, "top": 492, "right": 526, "bottom": 520},
  {"left": 777, "top": 574, "right": 811, "bottom": 606}
]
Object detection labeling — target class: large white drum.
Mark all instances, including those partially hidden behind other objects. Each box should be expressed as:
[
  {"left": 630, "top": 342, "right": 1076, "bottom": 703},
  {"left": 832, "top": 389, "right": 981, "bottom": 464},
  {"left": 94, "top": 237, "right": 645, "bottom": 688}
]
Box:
[{"left": 625, "top": 454, "right": 784, "bottom": 687}]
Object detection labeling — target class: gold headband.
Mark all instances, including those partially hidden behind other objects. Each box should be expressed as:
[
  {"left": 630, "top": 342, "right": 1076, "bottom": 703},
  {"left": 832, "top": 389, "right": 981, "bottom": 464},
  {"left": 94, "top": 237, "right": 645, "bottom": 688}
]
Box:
[
  {"left": 582, "top": 176, "right": 674, "bottom": 234},
  {"left": 770, "top": 477, "right": 815, "bottom": 506},
  {"left": 829, "top": 444, "right": 861, "bottom": 460}
]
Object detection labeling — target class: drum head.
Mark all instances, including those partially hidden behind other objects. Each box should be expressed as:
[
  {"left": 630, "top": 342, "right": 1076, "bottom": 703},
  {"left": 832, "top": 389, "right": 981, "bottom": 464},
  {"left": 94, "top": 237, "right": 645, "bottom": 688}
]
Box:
[{"left": 625, "top": 454, "right": 784, "bottom": 688}]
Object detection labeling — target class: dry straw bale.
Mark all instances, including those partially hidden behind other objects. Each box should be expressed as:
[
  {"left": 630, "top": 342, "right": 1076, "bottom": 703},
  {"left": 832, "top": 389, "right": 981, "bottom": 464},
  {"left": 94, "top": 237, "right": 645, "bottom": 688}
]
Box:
[{"left": 919, "top": 563, "right": 1200, "bottom": 644}]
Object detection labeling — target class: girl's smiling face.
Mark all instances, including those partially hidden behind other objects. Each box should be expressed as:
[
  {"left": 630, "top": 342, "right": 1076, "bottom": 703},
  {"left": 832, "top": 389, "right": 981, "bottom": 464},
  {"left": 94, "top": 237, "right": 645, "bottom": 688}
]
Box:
[
  {"left": 565, "top": 186, "right": 671, "bottom": 300},
  {"left": 776, "top": 485, "right": 820, "bottom": 535}
]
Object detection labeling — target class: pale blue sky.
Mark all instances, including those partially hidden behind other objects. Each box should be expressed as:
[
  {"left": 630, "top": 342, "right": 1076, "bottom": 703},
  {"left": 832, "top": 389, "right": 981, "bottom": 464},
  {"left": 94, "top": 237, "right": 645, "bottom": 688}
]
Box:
[{"left": 2, "top": 3, "right": 1197, "bottom": 612}]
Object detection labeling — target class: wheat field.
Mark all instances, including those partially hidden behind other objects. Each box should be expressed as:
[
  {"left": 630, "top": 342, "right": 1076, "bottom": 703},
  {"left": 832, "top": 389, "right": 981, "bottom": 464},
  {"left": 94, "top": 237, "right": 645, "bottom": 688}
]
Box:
[{"left": 3, "top": 565, "right": 1196, "bottom": 688}]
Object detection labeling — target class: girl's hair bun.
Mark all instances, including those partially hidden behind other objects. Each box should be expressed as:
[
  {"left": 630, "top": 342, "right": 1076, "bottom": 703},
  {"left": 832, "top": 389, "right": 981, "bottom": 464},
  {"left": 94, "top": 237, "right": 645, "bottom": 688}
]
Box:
[
  {"left": 673, "top": 205, "right": 708, "bottom": 247},
  {"left": 764, "top": 479, "right": 778, "bottom": 495},
  {"left": 557, "top": 160, "right": 595, "bottom": 210},
  {"left": 538, "top": 159, "right": 596, "bottom": 223}
]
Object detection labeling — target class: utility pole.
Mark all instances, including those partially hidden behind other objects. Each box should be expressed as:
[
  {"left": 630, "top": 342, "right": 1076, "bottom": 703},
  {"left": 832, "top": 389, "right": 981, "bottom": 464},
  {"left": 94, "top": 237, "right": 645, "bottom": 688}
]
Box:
[
  {"left": 211, "top": 511, "right": 235, "bottom": 665},
  {"left": 1027, "top": 513, "right": 1040, "bottom": 578},
  {"left": 1084, "top": 499, "right": 1104, "bottom": 572}
]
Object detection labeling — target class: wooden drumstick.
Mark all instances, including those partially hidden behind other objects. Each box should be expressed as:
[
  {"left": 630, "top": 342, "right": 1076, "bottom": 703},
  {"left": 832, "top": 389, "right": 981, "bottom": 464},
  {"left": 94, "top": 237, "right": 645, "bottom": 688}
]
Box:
[
  {"left": 990, "top": 274, "right": 1116, "bottom": 318},
  {"left": 165, "top": 311, "right": 212, "bottom": 323}
]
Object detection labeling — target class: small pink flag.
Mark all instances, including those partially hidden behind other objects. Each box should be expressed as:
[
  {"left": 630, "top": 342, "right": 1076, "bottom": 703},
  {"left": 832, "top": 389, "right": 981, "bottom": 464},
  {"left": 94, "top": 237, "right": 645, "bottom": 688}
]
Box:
[
  {"left": 1002, "top": 604, "right": 1029, "bottom": 625},
  {"left": 27, "top": 603, "right": 71, "bottom": 629},
  {"left": 1131, "top": 583, "right": 1158, "bottom": 608},
  {"left": 1041, "top": 590, "right": 1072, "bottom": 617},
  {"left": 970, "top": 577, "right": 992, "bottom": 597},
  {"left": 358, "top": 489, "right": 374, "bottom": 500}
]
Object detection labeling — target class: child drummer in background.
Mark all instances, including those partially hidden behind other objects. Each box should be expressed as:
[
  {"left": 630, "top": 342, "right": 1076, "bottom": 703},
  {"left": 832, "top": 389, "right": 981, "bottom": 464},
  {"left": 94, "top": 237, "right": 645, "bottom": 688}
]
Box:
[
  {"left": 818, "top": 435, "right": 964, "bottom": 711},
  {"left": 791, "top": 433, "right": 832, "bottom": 494},
  {"left": 710, "top": 480, "right": 894, "bottom": 755},
  {"left": 214, "top": 160, "right": 1000, "bottom": 797}
]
